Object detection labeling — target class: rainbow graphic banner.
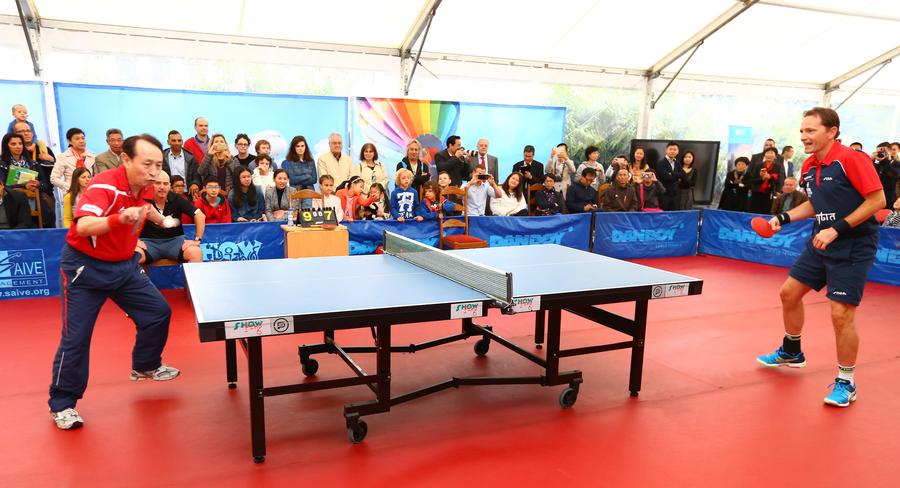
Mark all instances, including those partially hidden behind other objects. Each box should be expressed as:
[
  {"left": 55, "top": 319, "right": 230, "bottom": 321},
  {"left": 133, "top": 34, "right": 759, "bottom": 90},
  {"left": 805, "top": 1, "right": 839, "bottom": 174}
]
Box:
[{"left": 351, "top": 97, "right": 565, "bottom": 182}]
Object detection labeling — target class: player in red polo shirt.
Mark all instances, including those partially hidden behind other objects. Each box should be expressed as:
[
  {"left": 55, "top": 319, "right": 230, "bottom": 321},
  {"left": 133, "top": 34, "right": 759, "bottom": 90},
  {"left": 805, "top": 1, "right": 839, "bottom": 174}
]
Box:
[
  {"left": 49, "top": 134, "right": 181, "bottom": 430},
  {"left": 756, "top": 107, "right": 885, "bottom": 407}
]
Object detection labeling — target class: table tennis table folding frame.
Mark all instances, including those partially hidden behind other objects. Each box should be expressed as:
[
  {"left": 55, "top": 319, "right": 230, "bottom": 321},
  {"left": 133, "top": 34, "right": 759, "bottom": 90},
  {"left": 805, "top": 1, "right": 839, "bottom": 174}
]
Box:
[{"left": 216, "top": 282, "right": 700, "bottom": 463}]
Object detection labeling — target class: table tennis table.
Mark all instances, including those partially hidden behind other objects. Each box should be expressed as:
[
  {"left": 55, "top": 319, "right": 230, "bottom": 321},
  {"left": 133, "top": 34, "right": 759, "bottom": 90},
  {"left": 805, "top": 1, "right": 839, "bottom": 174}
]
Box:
[{"left": 183, "top": 232, "right": 702, "bottom": 462}]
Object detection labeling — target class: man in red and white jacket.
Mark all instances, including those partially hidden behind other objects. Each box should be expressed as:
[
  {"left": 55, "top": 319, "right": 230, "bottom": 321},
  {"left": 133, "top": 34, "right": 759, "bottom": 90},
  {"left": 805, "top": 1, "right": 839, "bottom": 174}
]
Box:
[{"left": 48, "top": 134, "right": 181, "bottom": 431}]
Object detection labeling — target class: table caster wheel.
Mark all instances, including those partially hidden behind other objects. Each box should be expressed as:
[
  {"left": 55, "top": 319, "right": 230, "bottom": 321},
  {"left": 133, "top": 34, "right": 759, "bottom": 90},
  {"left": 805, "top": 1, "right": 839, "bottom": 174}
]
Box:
[
  {"left": 227, "top": 383, "right": 237, "bottom": 390},
  {"left": 474, "top": 338, "right": 490, "bottom": 357},
  {"left": 348, "top": 420, "right": 368, "bottom": 444},
  {"left": 535, "top": 344, "right": 543, "bottom": 350},
  {"left": 253, "top": 456, "right": 265, "bottom": 463},
  {"left": 630, "top": 391, "right": 639, "bottom": 397},
  {"left": 301, "top": 358, "right": 319, "bottom": 377},
  {"left": 559, "top": 387, "right": 578, "bottom": 408}
]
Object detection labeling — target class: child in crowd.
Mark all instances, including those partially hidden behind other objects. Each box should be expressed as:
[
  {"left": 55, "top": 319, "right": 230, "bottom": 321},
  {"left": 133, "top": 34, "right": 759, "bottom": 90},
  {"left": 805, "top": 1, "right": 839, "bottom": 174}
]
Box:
[
  {"left": 8, "top": 104, "right": 36, "bottom": 136},
  {"left": 391, "top": 168, "right": 420, "bottom": 221},
  {"left": 252, "top": 153, "right": 275, "bottom": 192},
  {"left": 335, "top": 175, "right": 375, "bottom": 222},
  {"left": 535, "top": 174, "right": 562, "bottom": 215},
  {"left": 312, "top": 174, "right": 344, "bottom": 221},
  {"left": 417, "top": 180, "right": 455, "bottom": 220},
  {"left": 194, "top": 179, "right": 232, "bottom": 224},
  {"left": 358, "top": 183, "right": 389, "bottom": 220}
]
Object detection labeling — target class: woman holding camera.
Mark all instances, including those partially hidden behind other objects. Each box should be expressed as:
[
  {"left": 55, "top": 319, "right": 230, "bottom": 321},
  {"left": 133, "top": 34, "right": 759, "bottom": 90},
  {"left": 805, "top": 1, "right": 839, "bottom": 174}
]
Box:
[
  {"left": 748, "top": 147, "right": 784, "bottom": 214},
  {"left": 198, "top": 133, "right": 239, "bottom": 193}
]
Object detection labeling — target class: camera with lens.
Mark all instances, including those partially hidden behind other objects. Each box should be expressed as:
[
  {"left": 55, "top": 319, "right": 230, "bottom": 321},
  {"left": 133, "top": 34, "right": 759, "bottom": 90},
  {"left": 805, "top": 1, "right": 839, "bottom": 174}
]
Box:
[{"left": 876, "top": 150, "right": 887, "bottom": 159}]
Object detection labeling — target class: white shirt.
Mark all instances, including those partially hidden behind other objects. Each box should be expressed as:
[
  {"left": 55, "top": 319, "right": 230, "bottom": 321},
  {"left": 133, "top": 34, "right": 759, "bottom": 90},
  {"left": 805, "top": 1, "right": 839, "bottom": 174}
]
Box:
[{"left": 168, "top": 150, "right": 186, "bottom": 179}]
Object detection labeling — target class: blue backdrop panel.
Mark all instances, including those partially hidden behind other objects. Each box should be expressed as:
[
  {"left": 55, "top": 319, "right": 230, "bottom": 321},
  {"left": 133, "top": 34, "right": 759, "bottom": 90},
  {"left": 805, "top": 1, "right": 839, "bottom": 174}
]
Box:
[
  {"left": 0, "top": 79, "right": 50, "bottom": 143},
  {"left": 53, "top": 83, "right": 347, "bottom": 162},
  {"left": 147, "top": 222, "right": 286, "bottom": 289},
  {"left": 871, "top": 227, "right": 900, "bottom": 287},
  {"left": 469, "top": 214, "right": 592, "bottom": 251},
  {"left": 346, "top": 220, "right": 439, "bottom": 255},
  {"left": 699, "top": 209, "right": 812, "bottom": 268},
  {"left": 0, "top": 228, "right": 67, "bottom": 300},
  {"left": 457, "top": 103, "right": 566, "bottom": 180},
  {"left": 594, "top": 211, "right": 700, "bottom": 259}
]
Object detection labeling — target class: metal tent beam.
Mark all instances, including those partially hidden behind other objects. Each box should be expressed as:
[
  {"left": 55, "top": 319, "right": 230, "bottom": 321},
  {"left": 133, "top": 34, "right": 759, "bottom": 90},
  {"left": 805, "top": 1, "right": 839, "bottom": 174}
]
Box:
[
  {"left": 400, "top": 0, "right": 443, "bottom": 58},
  {"left": 825, "top": 45, "right": 900, "bottom": 93},
  {"left": 15, "top": 0, "right": 41, "bottom": 76},
  {"left": 757, "top": 0, "right": 900, "bottom": 22},
  {"left": 647, "top": 0, "right": 758, "bottom": 78},
  {"left": 400, "top": 0, "right": 442, "bottom": 95}
]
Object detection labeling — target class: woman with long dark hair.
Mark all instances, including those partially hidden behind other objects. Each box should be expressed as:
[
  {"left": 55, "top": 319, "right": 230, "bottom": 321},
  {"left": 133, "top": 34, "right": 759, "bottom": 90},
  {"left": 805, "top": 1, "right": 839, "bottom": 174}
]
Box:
[
  {"left": 281, "top": 135, "right": 317, "bottom": 190},
  {"left": 674, "top": 150, "right": 697, "bottom": 210},
  {"left": 229, "top": 166, "right": 267, "bottom": 222},
  {"left": 489, "top": 172, "right": 528, "bottom": 216}
]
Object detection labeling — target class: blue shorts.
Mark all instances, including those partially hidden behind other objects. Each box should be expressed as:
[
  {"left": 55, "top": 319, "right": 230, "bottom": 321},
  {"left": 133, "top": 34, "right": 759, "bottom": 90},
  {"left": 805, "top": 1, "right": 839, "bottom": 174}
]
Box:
[
  {"left": 788, "top": 233, "right": 878, "bottom": 305},
  {"left": 142, "top": 236, "right": 186, "bottom": 263}
]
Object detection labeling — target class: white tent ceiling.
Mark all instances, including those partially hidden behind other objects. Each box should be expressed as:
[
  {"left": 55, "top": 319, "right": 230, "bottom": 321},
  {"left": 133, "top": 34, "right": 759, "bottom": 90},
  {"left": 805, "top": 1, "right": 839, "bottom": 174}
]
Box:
[{"left": 2, "top": 0, "right": 899, "bottom": 92}]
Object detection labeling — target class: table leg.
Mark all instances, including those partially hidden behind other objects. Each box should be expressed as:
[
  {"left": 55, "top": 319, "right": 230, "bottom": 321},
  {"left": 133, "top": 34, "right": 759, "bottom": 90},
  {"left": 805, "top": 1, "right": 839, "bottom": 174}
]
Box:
[
  {"left": 534, "top": 309, "right": 546, "bottom": 349},
  {"left": 247, "top": 337, "right": 267, "bottom": 462},
  {"left": 628, "top": 299, "right": 649, "bottom": 396},
  {"left": 225, "top": 339, "right": 237, "bottom": 389}
]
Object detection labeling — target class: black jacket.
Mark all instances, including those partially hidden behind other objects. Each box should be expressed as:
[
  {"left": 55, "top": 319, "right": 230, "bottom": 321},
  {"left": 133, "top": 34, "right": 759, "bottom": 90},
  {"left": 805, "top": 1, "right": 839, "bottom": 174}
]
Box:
[
  {"left": 435, "top": 149, "right": 469, "bottom": 187},
  {"left": 565, "top": 181, "right": 598, "bottom": 213},
  {"left": 162, "top": 148, "right": 201, "bottom": 189},
  {"left": 0, "top": 188, "right": 33, "bottom": 229},
  {"left": 512, "top": 160, "right": 545, "bottom": 186},
  {"left": 654, "top": 157, "right": 678, "bottom": 193},
  {"left": 397, "top": 157, "right": 431, "bottom": 189}
]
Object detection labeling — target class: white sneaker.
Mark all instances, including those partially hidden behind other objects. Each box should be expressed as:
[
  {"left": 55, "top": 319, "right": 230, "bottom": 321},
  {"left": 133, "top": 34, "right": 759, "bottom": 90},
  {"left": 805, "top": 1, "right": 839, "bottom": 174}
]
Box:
[
  {"left": 52, "top": 408, "right": 84, "bottom": 430},
  {"left": 130, "top": 364, "right": 181, "bottom": 381}
]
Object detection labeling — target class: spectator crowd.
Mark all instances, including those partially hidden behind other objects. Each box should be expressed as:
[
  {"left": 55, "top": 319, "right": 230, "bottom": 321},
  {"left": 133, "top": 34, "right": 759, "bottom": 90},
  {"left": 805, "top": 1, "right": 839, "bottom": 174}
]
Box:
[{"left": 3, "top": 104, "right": 899, "bottom": 238}]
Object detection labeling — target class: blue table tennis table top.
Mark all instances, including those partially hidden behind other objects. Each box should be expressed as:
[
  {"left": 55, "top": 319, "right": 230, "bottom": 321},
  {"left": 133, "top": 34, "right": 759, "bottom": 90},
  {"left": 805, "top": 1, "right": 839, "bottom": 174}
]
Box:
[{"left": 183, "top": 244, "right": 701, "bottom": 326}]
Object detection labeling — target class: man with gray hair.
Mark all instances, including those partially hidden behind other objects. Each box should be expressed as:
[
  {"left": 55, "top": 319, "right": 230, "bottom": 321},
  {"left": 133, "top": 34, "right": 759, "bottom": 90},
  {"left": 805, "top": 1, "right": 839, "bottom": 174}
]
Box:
[
  {"left": 466, "top": 138, "right": 499, "bottom": 179},
  {"left": 317, "top": 132, "right": 352, "bottom": 185},
  {"left": 94, "top": 128, "right": 125, "bottom": 173}
]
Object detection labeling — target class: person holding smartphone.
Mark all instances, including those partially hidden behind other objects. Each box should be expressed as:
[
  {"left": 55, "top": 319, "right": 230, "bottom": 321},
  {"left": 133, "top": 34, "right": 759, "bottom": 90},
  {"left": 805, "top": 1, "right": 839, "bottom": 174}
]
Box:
[{"left": 460, "top": 166, "right": 500, "bottom": 216}]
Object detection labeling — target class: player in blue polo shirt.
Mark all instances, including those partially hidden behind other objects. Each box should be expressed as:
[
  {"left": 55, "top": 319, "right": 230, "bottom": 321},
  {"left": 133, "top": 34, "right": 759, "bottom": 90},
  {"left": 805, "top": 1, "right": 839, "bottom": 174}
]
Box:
[
  {"left": 48, "top": 134, "right": 181, "bottom": 430},
  {"left": 756, "top": 107, "right": 885, "bottom": 407}
]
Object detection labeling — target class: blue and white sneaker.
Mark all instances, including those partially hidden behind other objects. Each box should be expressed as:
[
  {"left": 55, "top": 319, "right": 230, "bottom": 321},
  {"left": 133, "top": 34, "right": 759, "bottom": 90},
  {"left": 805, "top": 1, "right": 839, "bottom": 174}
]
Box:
[
  {"left": 824, "top": 379, "right": 857, "bottom": 407},
  {"left": 757, "top": 346, "right": 806, "bottom": 368}
]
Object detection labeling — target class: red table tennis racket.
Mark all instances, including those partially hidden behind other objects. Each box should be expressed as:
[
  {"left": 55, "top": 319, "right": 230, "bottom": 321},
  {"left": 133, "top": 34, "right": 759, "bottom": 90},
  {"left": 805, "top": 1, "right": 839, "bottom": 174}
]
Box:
[
  {"left": 751, "top": 216, "right": 776, "bottom": 238},
  {"left": 875, "top": 209, "right": 891, "bottom": 224}
]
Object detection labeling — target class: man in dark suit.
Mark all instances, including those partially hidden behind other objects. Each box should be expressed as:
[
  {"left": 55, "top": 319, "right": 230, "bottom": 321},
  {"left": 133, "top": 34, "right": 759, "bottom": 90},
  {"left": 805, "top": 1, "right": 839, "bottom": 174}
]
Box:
[
  {"left": 750, "top": 138, "right": 785, "bottom": 168},
  {"left": 434, "top": 135, "right": 469, "bottom": 187},
  {"left": 0, "top": 179, "right": 33, "bottom": 229},
  {"left": 161, "top": 130, "right": 201, "bottom": 199},
  {"left": 511, "top": 145, "right": 544, "bottom": 187},
  {"left": 654, "top": 141, "right": 679, "bottom": 211},
  {"left": 466, "top": 138, "right": 499, "bottom": 179}
]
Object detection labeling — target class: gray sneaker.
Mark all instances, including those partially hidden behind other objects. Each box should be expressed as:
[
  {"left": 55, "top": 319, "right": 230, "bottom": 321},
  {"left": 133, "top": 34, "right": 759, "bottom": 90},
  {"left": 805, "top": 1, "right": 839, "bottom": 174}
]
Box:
[
  {"left": 52, "top": 408, "right": 84, "bottom": 430},
  {"left": 130, "top": 364, "right": 181, "bottom": 381}
]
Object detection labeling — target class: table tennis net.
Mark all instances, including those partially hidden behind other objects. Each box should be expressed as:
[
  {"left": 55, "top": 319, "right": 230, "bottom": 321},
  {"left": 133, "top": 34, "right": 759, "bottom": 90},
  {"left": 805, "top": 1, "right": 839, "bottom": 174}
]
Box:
[{"left": 383, "top": 231, "right": 512, "bottom": 306}]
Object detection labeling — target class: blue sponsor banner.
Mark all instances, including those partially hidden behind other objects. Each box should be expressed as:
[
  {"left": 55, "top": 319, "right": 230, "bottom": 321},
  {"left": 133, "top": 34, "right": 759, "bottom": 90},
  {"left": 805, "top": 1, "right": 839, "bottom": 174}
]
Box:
[
  {"left": 345, "top": 220, "right": 440, "bottom": 255},
  {"left": 0, "top": 228, "right": 67, "bottom": 300},
  {"left": 469, "top": 214, "right": 591, "bottom": 250},
  {"left": 594, "top": 211, "right": 699, "bottom": 259},
  {"left": 871, "top": 227, "right": 900, "bottom": 287},
  {"left": 147, "top": 222, "right": 286, "bottom": 289},
  {"left": 699, "top": 209, "right": 812, "bottom": 267}
]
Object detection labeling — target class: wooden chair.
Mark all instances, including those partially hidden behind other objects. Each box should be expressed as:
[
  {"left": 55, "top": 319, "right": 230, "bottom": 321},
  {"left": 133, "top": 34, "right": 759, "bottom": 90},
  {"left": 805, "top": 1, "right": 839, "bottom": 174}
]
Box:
[
  {"left": 13, "top": 188, "right": 42, "bottom": 228},
  {"left": 289, "top": 189, "right": 323, "bottom": 220},
  {"left": 439, "top": 186, "right": 487, "bottom": 250},
  {"left": 596, "top": 182, "right": 611, "bottom": 208},
  {"left": 527, "top": 183, "right": 544, "bottom": 216}
]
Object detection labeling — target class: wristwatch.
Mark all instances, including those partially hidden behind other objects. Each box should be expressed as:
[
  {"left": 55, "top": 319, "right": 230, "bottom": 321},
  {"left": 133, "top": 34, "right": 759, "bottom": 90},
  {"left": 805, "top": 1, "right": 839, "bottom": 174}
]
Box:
[{"left": 195, "top": 236, "right": 203, "bottom": 242}]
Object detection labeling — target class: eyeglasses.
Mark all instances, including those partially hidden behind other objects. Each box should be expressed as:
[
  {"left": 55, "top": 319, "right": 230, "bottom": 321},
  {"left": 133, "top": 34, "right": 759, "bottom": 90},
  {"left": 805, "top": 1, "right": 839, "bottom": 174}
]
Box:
[{"left": 236, "top": 143, "right": 249, "bottom": 147}]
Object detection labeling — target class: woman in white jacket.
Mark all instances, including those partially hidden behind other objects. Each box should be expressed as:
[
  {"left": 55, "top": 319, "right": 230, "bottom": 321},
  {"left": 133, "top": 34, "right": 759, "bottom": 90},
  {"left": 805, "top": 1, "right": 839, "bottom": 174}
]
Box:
[
  {"left": 351, "top": 142, "right": 389, "bottom": 195},
  {"left": 489, "top": 172, "right": 528, "bottom": 216},
  {"left": 51, "top": 127, "right": 96, "bottom": 192}
]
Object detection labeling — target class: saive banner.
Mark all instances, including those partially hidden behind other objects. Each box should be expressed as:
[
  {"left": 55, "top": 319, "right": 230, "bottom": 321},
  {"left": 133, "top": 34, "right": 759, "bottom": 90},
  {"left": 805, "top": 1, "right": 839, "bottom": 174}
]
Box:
[{"left": 0, "top": 228, "right": 67, "bottom": 300}]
